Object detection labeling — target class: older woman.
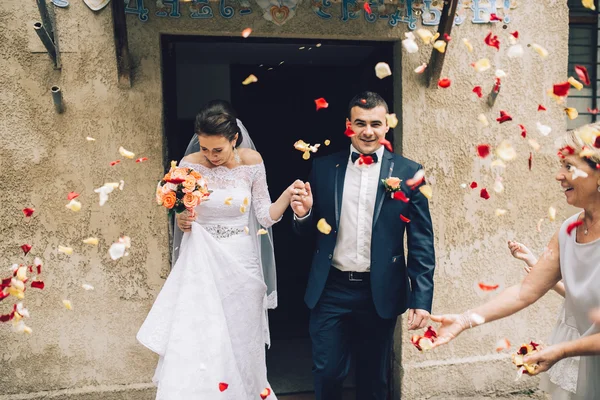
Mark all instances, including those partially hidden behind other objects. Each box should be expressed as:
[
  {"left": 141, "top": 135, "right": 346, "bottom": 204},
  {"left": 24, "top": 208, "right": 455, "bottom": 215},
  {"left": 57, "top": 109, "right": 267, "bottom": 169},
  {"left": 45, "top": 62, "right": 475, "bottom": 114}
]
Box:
[{"left": 430, "top": 123, "right": 600, "bottom": 399}]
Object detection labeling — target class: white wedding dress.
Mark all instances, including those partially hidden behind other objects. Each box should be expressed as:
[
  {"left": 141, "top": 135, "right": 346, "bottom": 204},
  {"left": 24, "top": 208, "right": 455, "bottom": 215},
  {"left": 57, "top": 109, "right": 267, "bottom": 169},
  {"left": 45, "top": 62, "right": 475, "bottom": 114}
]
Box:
[{"left": 137, "top": 161, "right": 279, "bottom": 400}]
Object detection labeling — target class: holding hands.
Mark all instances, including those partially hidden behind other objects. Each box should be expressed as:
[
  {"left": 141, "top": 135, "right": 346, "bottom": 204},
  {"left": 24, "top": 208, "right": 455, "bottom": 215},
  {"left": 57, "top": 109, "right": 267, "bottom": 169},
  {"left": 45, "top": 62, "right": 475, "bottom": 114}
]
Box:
[{"left": 289, "top": 180, "right": 313, "bottom": 218}]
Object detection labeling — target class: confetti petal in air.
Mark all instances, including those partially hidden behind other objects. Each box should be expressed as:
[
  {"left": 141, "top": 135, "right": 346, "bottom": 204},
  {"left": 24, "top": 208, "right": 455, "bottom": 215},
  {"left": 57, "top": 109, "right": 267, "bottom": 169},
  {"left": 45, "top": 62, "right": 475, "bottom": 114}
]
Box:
[
  {"left": 588, "top": 108, "right": 599, "bottom": 115},
  {"left": 470, "top": 181, "right": 478, "bottom": 189},
  {"left": 495, "top": 209, "right": 507, "bottom": 216},
  {"left": 257, "top": 229, "right": 268, "bottom": 235},
  {"left": 496, "top": 110, "right": 513, "bottom": 124},
  {"left": 65, "top": 199, "right": 82, "bottom": 212},
  {"left": 373, "top": 62, "right": 392, "bottom": 81},
  {"left": 260, "top": 388, "right": 272, "bottom": 399},
  {"left": 567, "top": 220, "right": 583, "bottom": 236},
  {"left": 110, "top": 160, "right": 121, "bottom": 166},
  {"left": 490, "top": 13, "right": 502, "bottom": 21},
  {"left": 402, "top": 36, "right": 419, "bottom": 54},
  {"left": 34, "top": 257, "right": 42, "bottom": 274},
  {"left": 519, "top": 124, "right": 527, "bottom": 138},
  {"left": 493, "top": 177, "right": 504, "bottom": 193},
  {"left": 496, "top": 141, "right": 517, "bottom": 161},
  {"left": 419, "top": 185, "right": 433, "bottom": 199},
  {"left": 416, "top": 29, "right": 434, "bottom": 44},
  {"left": 433, "top": 40, "right": 446, "bottom": 53},
  {"left": 506, "top": 44, "right": 524, "bottom": 58},
  {"left": 86, "top": 136, "right": 96, "bottom": 141},
  {"left": 240, "top": 205, "right": 247, "bottom": 214},
  {"left": 219, "top": 382, "right": 229, "bottom": 392},
  {"left": 538, "top": 105, "right": 546, "bottom": 112},
  {"left": 473, "top": 58, "right": 491, "bottom": 72},
  {"left": 531, "top": 44, "right": 549, "bottom": 59},
  {"left": 473, "top": 86, "right": 483, "bottom": 98},
  {"left": 476, "top": 144, "right": 491, "bottom": 158},
  {"left": 565, "top": 107, "right": 579, "bottom": 120},
  {"left": 393, "top": 191, "right": 410, "bottom": 202},
  {"left": 582, "top": 0, "right": 596, "bottom": 10},
  {"left": 572, "top": 166, "right": 589, "bottom": 180},
  {"left": 344, "top": 122, "right": 356, "bottom": 138},
  {"left": 31, "top": 280, "right": 44, "bottom": 290},
  {"left": 407, "top": 170, "right": 425, "bottom": 188},
  {"left": 568, "top": 77, "right": 584, "bottom": 91},
  {"left": 63, "top": 300, "right": 73, "bottom": 310},
  {"left": 224, "top": 197, "right": 233, "bottom": 206},
  {"left": 478, "top": 114, "right": 489, "bottom": 126},
  {"left": 363, "top": 2, "right": 371, "bottom": 14},
  {"left": 317, "top": 218, "right": 332, "bottom": 234},
  {"left": 438, "top": 78, "right": 451, "bottom": 88},
  {"left": 241, "top": 28, "right": 252, "bottom": 38},
  {"left": 495, "top": 69, "right": 507, "bottom": 78},
  {"left": 242, "top": 74, "right": 258, "bottom": 85},
  {"left": 324, "top": 139, "right": 330, "bottom": 146},
  {"left": 553, "top": 82, "right": 571, "bottom": 97},
  {"left": 379, "top": 138, "right": 393, "bottom": 153},
  {"left": 67, "top": 192, "right": 80, "bottom": 201},
  {"left": 414, "top": 63, "right": 427, "bottom": 74},
  {"left": 109, "top": 242, "right": 126, "bottom": 260},
  {"left": 462, "top": 38, "right": 473, "bottom": 52},
  {"left": 496, "top": 338, "right": 511, "bottom": 352},
  {"left": 400, "top": 214, "right": 411, "bottom": 223},
  {"left": 484, "top": 32, "right": 500, "bottom": 50},
  {"left": 82, "top": 284, "right": 94, "bottom": 291},
  {"left": 548, "top": 207, "right": 557, "bottom": 221},
  {"left": 511, "top": 31, "right": 519, "bottom": 39},
  {"left": 94, "top": 183, "right": 118, "bottom": 206},
  {"left": 244, "top": 227, "right": 249, "bottom": 235},
  {"left": 385, "top": 113, "right": 398, "bottom": 128},
  {"left": 23, "top": 208, "right": 35, "bottom": 217},
  {"left": 478, "top": 282, "right": 499, "bottom": 291},
  {"left": 118, "top": 146, "right": 135, "bottom": 159},
  {"left": 536, "top": 122, "right": 552, "bottom": 136},
  {"left": 528, "top": 152, "right": 533, "bottom": 171},
  {"left": 58, "top": 245, "right": 73, "bottom": 255},
  {"left": 575, "top": 65, "right": 591, "bottom": 85},
  {"left": 21, "top": 244, "right": 32, "bottom": 256},
  {"left": 480, "top": 188, "right": 491, "bottom": 200},
  {"left": 314, "top": 98, "right": 329, "bottom": 111}
]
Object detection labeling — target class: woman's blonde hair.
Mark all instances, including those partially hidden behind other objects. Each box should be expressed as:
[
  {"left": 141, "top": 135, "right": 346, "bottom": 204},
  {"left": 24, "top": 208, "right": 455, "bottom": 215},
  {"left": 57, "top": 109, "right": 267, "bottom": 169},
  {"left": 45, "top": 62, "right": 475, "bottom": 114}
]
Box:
[{"left": 559, "top": 122, "right": 600, "bottom": 168}]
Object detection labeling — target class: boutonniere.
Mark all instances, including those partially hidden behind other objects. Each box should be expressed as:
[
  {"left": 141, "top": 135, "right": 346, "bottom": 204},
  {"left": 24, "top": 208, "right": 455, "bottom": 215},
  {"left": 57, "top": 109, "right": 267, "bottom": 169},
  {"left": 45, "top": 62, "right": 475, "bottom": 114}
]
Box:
[{"left": 382, "top": 177, "right": 402, "bottom": 197}]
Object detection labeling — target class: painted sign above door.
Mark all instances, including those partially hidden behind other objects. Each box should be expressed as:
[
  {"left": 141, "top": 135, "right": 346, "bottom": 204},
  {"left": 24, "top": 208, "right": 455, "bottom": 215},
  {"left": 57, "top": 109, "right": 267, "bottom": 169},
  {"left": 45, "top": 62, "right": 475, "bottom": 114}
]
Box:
[{"left": 125, "top": 0, "right": 514, "bottom": 29}]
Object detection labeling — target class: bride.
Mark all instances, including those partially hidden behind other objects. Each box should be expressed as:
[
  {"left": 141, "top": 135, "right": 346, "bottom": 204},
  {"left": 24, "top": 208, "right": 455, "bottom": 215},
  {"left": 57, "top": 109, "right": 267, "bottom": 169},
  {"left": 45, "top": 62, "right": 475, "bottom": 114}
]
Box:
[{"left": 137, "top": 100, "right": 303, "bottom": 399}]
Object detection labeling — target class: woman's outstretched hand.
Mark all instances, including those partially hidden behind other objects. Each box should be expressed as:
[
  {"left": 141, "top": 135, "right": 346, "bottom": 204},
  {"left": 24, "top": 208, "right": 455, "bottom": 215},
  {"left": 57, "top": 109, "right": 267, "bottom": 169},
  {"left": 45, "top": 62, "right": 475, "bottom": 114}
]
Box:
[
  {"left": 507, "top": 240, "right": 536, "bottom": 271},
  {"left": 429, "top": 313, "right": 469, "bottom": 349}
]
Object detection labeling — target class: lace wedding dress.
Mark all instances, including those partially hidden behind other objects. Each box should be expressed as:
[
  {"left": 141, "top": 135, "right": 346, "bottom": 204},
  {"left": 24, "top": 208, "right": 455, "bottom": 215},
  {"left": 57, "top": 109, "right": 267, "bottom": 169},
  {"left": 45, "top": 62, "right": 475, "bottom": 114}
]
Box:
[{"left": 137, "top": 161, "right": 279, "bottom": 400}]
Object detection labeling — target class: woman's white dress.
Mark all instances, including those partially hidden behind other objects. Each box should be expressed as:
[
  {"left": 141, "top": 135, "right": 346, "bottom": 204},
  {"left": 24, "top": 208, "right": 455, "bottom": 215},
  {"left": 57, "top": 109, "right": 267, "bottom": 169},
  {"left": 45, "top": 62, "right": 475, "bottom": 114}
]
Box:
[
  {"left": 541, "top": 213, "right": 600, "bottom": 400},
  {"left": 137, "top": 161, "right": 279, "bottom": 400}
]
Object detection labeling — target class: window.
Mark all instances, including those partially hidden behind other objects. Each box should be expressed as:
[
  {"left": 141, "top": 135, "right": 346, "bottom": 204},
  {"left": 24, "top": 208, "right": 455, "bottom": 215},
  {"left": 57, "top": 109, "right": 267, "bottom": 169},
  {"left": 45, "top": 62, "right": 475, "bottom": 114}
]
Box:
[{"left": 567, "top": 0, "right": 599, "bottom": 129}]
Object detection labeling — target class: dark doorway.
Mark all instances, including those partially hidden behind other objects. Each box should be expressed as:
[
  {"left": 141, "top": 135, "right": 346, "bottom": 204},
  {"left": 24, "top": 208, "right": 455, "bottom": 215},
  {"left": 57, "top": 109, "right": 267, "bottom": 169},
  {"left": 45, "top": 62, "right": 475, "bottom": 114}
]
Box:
[{"left": 161, "top": 35, "right": 394, "bottom": 396}]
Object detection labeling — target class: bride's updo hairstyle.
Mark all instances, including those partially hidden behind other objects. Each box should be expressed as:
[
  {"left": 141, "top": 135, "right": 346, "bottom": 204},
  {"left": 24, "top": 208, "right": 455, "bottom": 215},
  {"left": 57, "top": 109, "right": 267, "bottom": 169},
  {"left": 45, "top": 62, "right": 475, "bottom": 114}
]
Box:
[{"left": 194, "top": 100, "right": 243, "bottom": 148}]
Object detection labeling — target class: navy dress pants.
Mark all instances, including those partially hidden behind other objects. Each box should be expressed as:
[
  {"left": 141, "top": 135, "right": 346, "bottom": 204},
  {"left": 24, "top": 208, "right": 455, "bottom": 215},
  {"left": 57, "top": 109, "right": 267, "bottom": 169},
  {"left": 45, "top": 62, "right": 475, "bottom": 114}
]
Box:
[{"left": 309, "top": 269, "right": 397, "bottom": 400}]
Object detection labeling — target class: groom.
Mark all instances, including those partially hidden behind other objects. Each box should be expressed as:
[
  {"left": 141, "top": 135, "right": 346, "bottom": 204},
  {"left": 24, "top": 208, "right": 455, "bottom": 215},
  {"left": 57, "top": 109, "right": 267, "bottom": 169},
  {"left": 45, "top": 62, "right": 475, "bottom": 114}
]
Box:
[{"left": 291, "top": 91, "right": 436, "bottom": 400}]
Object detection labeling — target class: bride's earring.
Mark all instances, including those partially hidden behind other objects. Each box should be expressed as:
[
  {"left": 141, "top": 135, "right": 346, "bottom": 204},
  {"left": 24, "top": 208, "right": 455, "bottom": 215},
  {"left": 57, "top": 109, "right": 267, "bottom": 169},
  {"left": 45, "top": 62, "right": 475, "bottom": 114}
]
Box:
[{"left": 233, "top": 147, "right": 241, "bottom": 164}]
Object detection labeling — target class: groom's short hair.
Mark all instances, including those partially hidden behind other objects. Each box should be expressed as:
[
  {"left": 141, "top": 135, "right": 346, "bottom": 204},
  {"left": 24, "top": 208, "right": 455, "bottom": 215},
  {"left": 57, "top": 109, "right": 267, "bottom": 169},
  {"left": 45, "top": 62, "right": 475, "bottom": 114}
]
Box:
[{"left": 347, "top": 91, "right": 389, "bottom": 119}]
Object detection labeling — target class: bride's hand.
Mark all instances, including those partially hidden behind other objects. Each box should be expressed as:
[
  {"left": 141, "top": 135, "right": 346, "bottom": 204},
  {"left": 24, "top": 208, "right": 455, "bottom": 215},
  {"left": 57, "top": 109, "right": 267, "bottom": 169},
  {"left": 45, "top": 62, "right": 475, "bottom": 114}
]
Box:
[
  {"left": 176, "top": 210, "right": 195, "bottom": 232},
  {"left": 289, "top": 180, "right": 312, "bottom": 218},
  {"left": 429, "top": 313, "right": 470, "bottom": 349}
]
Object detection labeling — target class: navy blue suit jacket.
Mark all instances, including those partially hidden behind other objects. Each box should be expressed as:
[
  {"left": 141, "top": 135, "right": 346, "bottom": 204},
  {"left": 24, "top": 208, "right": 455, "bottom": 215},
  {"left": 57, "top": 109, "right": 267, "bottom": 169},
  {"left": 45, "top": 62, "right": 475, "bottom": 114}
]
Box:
[{"left": 293, "top": 149, "right": 436, "bottom": 319}]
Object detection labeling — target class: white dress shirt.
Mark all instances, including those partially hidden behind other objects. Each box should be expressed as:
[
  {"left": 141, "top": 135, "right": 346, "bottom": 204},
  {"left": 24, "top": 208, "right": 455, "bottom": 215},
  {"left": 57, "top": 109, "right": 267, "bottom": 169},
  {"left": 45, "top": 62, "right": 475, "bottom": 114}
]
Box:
[{"left": 332, "top": 145, "right": 384, "bottom": 273}]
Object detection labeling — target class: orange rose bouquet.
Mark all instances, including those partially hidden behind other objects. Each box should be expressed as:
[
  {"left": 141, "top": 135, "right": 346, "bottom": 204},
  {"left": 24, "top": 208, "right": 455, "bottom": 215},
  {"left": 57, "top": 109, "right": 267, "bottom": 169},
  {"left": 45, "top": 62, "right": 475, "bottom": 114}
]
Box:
[{"left": 156, "top": 161, "right": 211, "bottom": 217}]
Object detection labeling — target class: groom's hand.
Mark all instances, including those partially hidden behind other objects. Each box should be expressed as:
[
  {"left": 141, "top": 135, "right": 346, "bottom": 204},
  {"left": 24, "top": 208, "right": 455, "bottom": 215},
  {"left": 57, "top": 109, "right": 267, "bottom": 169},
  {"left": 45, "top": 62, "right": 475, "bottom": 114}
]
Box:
[
  {"left": 407, "top": 308, "right": 430, "bottom": 330},
  {"left": 291, "top": 180, "right": 313, "bottom": 218}
]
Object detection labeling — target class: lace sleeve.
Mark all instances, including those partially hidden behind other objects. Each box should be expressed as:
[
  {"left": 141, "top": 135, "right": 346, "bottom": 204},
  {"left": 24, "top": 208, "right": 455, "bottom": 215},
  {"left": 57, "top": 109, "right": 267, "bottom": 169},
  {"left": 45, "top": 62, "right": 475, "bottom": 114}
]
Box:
[{"left": 251, "top": 163, "right": 281, "bottom": 228}]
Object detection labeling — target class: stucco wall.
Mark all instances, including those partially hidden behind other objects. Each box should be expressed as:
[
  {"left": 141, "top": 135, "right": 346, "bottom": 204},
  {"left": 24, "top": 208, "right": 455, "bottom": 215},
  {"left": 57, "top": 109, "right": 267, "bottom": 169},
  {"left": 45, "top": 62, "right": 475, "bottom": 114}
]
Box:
[{"left": 0, "top": 0, "right": 569, "bottom": 398}]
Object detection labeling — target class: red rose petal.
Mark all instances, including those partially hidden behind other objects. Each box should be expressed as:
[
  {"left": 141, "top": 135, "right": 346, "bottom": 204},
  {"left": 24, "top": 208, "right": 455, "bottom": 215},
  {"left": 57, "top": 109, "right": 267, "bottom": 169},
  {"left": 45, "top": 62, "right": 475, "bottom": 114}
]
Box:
[
  {"left": 443, "top": 33, "right": 452, "bottom": 41},
  {"left": 315, "top": 97, "right": 329, "bottom": 111},
  {"left": 470, "top": 181, "right": 478, "bottom": 189},
  {"left": 566, "top": 220, "right": 583, "bottom": 236},
  {"left": 67, "top": 192, "right": 80, "bottom": 201},
  {"left": 438, "top": 78, "right": 451, "bottom": 88},
  {"left": 538, "top": 104, "right": 546, "bottom": 111},
  {"left": 476, "top": 144, "right": 491, "bottom": 158},
  {"left": 0, "top": 290, "right": 9, "bottom": 301},
  {"left": 21, "top": 244, "right": 32, "bottom": 256},
  {"left": 484, "top": 31, "right": 500, "bottom": 50},
  {"left": 37, "top": 265, "right": 42, "bottom": 275},
  {"left": 490, "top": 13, "right": 502, "bottom": 21},
  {"left": 392, "top": 191, "right": 410, "bottom": 203},
  {"left": 363, "top": 2, "right": 372, "bottom": 14},
  {"left": 480, "top": 188, "right": 490, "bottom": 200},
  {"left": 410, "top": 334, "right": 422, "bottom": 351},
  {"left": 496, "top": 110, "right": 513, "bottom": 124},
  {"left": 528, "top": 152, "right": 533, "bottom": 171},
  {"left": 511, "top": 31, "right": 519, "bottom": 39},
  {"left": 241, "top": 28, "right": 252, "bottom": 38},
  {"left": 358, "top": 155, "right": 374, "bottom": 165},
  {"left": 31, "top": 281, "right": 45, "bottom": 289},
  {"left": 110, "top": 160, "right": 121, "bottom": 166},
  {"left": 23, "top": 208, "right": 35, "bottom": 217},
  {"left": 344, "top": 127, "right": 356, "bottom": 137},
  {"left": 588, "top": 108, "right": 599, "bottom": 115},
  {"left": 423, "top": 326, "right": 438, "bottom": 339},
  {"left": 379, "top": 138, "right": 393, "bottom": 153},
  {"left": 575, "top": 65, "right": 591, "bottom": 86},
  {"left": 519, "top": 124, "right": 527, "bottom": 138},
  {"left": 219, "top": 382, "right": 229, "bottom": 392},
  {"left": 478, "top": 282, "right": 499, "bottom": 291},
  {"left": 553, "top": 82, "right": 571, "bottom": 97},
  {"left": 135, "top": 157, "right": 148, "bottom": 163},
  {"left": 594, "top": 137, "right": 600, "bottom": 149},
  {"left": 473, "top": 86, "right": 483, "bottom": 98},
  {"left": 165, "top": 177, "right": 186, "bottom": 184},
  {"left": 260, "top": 388, "right": 272, "bottom": 399},
  {"left": 400, "top": 214, "right": 411, "bottom": 223},
  {"left": 0, "top": 311, "right": 15, "bottom": 322},
  {"left": 360, "top": 98, "right": 367, "bottom": 104}
]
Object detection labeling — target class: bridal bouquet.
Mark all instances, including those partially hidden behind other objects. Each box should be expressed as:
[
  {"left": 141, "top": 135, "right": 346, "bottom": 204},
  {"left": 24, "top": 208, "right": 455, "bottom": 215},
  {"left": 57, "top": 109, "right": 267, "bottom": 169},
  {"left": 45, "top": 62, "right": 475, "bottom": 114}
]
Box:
[{"left": 156, "top": 161, "right": 211, "bottom": 217}]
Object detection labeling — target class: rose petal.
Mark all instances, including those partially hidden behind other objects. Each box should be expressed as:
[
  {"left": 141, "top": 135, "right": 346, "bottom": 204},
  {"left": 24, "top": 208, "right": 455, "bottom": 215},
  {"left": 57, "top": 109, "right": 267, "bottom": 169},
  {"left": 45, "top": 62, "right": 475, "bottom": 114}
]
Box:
[
  {"left": 241, "top": 27, "right": 252, "bottom": 38},
  {"left": 416, "top": 29, "right": 434, "bottom": 44},
  {"left": 484, "top": 32, "right": 500, "bottom": 50},
  {"left": 65, "top": 199, "right": 82, "bottom": 212},
  {"left": 496, "top": 140, "right": 517, "bottom": 161},
  {"left": 553, "top": 82, "right": 571, "bottom": 97},
  {"left": 511, "top": 31, "right": 519, "bottom": 39},
  {"left": 317, "top": 218, "right": 332, "bottom": 234},
  {"left": 470, "top": 181, "right": 478, "bottom": 189},
  {"left": 493, "top": 177, "right": 504, "bottom": 193},
  {"left": 490, "top": 13, "right": 502, "bottom": 21},
  {"left": 419, "top": 185, "right": 433, "bottom": 199},
  {"left": 495, "top": 209, "right": 507, "bottom": 216},
  {"left": 476, "top": 144, "right": 491, "bottom": 158},
  {"left": 58, "top": 245, "right": 73, "bottom": 255},
  {"left": 21, "top": 244, "right": 32, "bottom": 255},
  {"left": 414, "top": 63, "right": 428, "bottom": 74},
  {"left": 506, "top": 44, "right": 524, "bottom": 58},
  {"left": 478, "top": 114, "right": 489, "bottom": 126},
  {"left": 379, "top": 138, "right": 393, "bottom": 153},
  {"left": 572, "top": 166, "right": 589, "bottom": 180},
  {"left": 473, "top": 86, "right": 483, "bottom": 98},
  {"left": 518, "top": 124, "right": 527, "bottom": 138},
  {"left": 588, "top": 108, "right": 599, "bottom": 115},
  {"left": 402, "top": 38, "right": 419, "bottom": 54},
  {"left": 496, "top": 338, "right": 511, "bottom": 352},
  {"left": 314, "top": 98, "right": 329, "bottom": 111},
  {"left": 31, "top": 280, "right": 44, "bottom": 290},
  {"left": 400, "top": 214, "right": 411, "bottom": 223},
  {"left": 219, "top": 382, "right": 229, "bottom": 392},
  {"left": 538, "top": 104, "right": 546, "bottom": 111},
  {"left": 257, "top": 229, "right": 268, "bottom": 235},
  {"left": 443, "top": 33, "right": 452, "bottom": 42},
  {"left": 324, "top": 140, "right": 331, "bottom": 146},
  {"left": 82, "top": 237, "right": 99, "bottom": 246},
  {"left": 529, "top": 152, "right": 533, "bottom": 171},
  {"left": 480, "top": 188, "right": 490, "bottom": 200},
  {"left": 536, "top": 122, "right": 552, "bottom": 136},
  {"left": 363, "top": 2, "right": 371, "bottom": 14},
  {"left": 565, "top": 107, "right": 579, "bottom": 120},
  {"left": 575, "top": 65, "right": 591, "bottom": 86},
  {"left": 63, "top": 299, "right": 73, "bottom": 310},
  {"left": 478, "top": 282, "right": 499, "bottom": 291},
  {"left": 86, "top": 136, "right": 96, "bottom": 141},
  {"left": 433, "top": 40, "right": 446, "bottom": 53},
  {"left": 473, "top": 58, "right": 491, "bottom": 72},
  {"left": 531, "top": 43, "right": 549, "bottom": 58},
  {"left": 110, "top": 160, "right": 121, "bottom": 166},
  {"left": 82, "top": 284, "right": 94, "bottom": 291},
  {"left": 424, "top": 326, "right": 438, "bottom": 339},
  {"left": 242, "top": 74, "right": 258, "bottom": 85},
  {"left": 496, "top": 110, "right": 513, "bottom": 124},
  {"left": 407, "top": 170, "right": 425, "bottom": 188},
  {"left": 67, "top": 192, "right": 80, "bottom": 201},
  {"left": 22, "top": 208, "right": 35, "bottom": 217},
  {"left": 224, "top": 197, "right": 233, "bottom": 206},
  {"left": 392, "top": 191, "right": 410, "bottom": 203},
  {"left": 462, "top": 38, "right": 473, "bottom": 52},
  {"left": 566, "top": 220, "right": 583, "bottom": 236},
  {"left": 385, "top": 113, "right": 398, "bottom": 128},
  {"left": 568, "top": 76, "right": 584, "bottom": 91},
  {"left": 582, "top": 0, "right": 596, "bottom": 10},
  {"left": 344, "top": 122, "right": 356, "bottom": 138},
  {"left": 438, "top": 78, "right": 451, "bottom": 88},
  {"left": 260, "top": 388, "right": 272, "bottom": 399},
  {"left": 136, "top": 157, "right": 148, "bottom": 163},
  {"left": 118, "top": 146, "right": 135, "bottom": 159},
  {"left": 109, "top": 242, "right": 127, "bottom": 260}
]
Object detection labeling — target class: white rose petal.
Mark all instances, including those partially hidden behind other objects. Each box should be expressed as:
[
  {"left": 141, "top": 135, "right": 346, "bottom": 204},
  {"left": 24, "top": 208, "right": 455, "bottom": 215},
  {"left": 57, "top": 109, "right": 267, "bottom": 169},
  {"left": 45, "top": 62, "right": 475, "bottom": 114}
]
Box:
[
  {"left": 82, "top": 284, "right": 95, "bottom": 291},
  {"left": 536, "top": 122, "right": 552, "bottom": 136},
  {"left": 109, "top": 242, "right": 127, "bottom": 260},
  {"left": 402, "top": 38, "right": 419, "bottom": 54},
  {"left": 507, "top": 44, "right": 524, "bottom": 58},
  {"left": 374, "top": 62, "right": 392, "bottom": 79}
]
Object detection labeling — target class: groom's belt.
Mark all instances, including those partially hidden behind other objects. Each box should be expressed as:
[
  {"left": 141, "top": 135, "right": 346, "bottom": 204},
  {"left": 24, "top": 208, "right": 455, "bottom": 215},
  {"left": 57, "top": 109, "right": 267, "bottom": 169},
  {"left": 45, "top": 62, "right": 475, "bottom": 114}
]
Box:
[{"left": 330, "top": 267, "right": 370, "bottom": 282}]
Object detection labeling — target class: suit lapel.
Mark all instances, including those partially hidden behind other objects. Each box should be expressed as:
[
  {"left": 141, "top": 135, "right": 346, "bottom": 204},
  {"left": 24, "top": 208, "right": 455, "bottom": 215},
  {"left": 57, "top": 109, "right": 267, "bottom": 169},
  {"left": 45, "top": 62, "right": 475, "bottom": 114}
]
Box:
[
  {"left": 334, "top": 152, "right": 349, "bottom": 230},
  {"left": 372, "top": 151, "right": 394, "bottom": 228}
]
